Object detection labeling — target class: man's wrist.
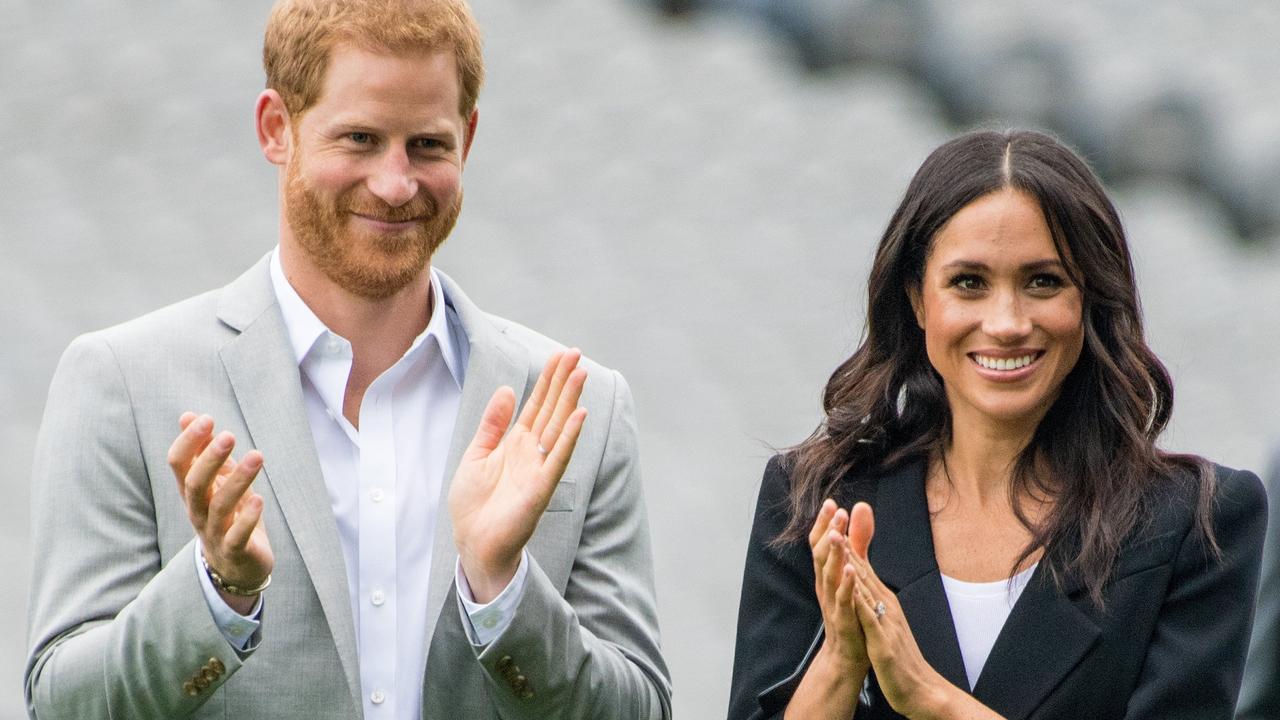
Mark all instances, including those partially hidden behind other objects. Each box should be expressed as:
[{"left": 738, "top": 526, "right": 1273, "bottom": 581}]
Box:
[{"left": 458, "top": 552, "right": 520, "bottom": 604}]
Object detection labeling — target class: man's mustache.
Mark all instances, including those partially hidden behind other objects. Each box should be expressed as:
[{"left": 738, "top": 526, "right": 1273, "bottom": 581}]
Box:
[{"left": 343, "top": 194, "right": 436, "bottom": 223}]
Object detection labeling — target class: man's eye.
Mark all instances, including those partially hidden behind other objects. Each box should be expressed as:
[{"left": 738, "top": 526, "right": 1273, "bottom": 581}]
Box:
[
  {"left": 348, "top": 132, "right": 372, "bottom": 144},
  {"left": 411, "top": 138, "right": 444, "bottom": 150}
]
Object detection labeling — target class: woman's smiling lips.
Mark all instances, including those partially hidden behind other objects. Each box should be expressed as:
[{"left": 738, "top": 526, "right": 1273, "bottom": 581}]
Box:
[{"left": 968, "top": 350, "right": 1046, "bottom": 382}]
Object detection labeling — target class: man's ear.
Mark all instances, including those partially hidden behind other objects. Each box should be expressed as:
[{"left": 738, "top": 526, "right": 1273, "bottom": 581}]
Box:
[
  {"left": 907, "top": 284, "right": 925, "bottom": 329},
  {"left": 256, "top": 89, "right": 293, "bottom": 166},
  {"left": 461, "top": 107, "right": 479, "bottom": 164}
]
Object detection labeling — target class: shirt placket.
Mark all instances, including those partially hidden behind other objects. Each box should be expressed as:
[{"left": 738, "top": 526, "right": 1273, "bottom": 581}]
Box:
[{"left": 358, "top": 374, "right": 398, "bottom": 717}]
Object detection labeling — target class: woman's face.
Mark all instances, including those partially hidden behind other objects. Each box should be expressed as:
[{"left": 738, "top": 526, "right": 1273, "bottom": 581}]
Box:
[{"left": 909, "top": 188, "right": 1084, "bottom": 434}]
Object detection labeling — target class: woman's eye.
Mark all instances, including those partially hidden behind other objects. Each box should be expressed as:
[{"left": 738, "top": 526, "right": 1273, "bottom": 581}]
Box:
[
  {"left": 1028, "top": 273, "right": 1065, "bottom": 290},
  {"left": 949, "top": 274, "right": 984, "bottom": 291}
]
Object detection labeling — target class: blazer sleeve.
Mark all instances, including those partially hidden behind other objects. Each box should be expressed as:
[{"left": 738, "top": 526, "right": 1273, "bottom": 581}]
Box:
[
  {"left": 727, "top": 456, "right": 827, "bottom": 720},
  {"left": 1236, "top": 454, "right": 1280, "bottom": 720},
  {"left": 25, "top": 335, "right": 253, "bottom": 719},
  {"left": 1124, "top": 466, "right": 1268, "bottom": 719},
  {"left": 468, "top": 370, "right": 672, "bottom": 720}
]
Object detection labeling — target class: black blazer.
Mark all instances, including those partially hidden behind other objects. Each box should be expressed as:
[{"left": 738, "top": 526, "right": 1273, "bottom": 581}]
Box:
[{"left": 728, "top": 456, "right": 1267, "bottom": 720}]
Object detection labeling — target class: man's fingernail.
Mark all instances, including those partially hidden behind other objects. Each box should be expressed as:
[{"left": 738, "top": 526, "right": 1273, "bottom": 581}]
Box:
[
  {"left": 215, "top": 432, "right": 233, "bottom": 450},
  {"left": 193, "top": 416, "right": 212, "bottom": 433}
]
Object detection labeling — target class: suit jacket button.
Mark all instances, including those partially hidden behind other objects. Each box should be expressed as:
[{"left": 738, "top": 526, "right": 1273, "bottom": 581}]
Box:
[
  {"left": 520, "top": 687, "right": 535, "bottom": 700},
  {"left": 183, "top": 680, "right": 199, "bottom": 697},
  {"left": 496, "top": 655, "right": 513, "bottom": 672},
  {"left": 193, "top": 675, "right": 210, "bottom": 691},
  {"left": 201, "top": 667, "right": 219, "bottom": 683},
  {"left": 209, "top": 657, "right": 226, "bottom": 675}
]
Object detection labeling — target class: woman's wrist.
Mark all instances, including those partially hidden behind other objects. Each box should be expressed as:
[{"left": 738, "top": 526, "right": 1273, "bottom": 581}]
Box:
[
  {"left": 815, "top": 639, "right": 870, "bottom": 685},
  {"left": 909, "top": 672, "right": 962, "bottom": 720}
]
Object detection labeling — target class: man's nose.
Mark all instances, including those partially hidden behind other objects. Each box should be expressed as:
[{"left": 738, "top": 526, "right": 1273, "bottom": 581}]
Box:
[
  {"left": 983, "top": 291, "right": 1033, "bottom": 341},
  {"left": 366, "top": 149, "right": 418, "bottom": 208}
]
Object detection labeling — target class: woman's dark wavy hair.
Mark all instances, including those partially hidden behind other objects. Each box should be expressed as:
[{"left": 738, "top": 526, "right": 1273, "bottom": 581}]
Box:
[{"left": 778, "top": 129, "right": 1215, "bottom": 606}]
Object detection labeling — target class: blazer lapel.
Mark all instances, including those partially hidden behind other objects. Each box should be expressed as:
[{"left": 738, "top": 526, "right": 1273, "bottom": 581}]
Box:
[
  {"left": 870, "top": 461, "right": 970, "bottom": 692},
  {"left": 970, "top": 556, "right": 1100, "bottom": 719},
  {"left": 421, "top": 270, "right": 531, "bottom": 645},
  {"left": 216, "top": 257, "right": 363, "bottom": 715}
]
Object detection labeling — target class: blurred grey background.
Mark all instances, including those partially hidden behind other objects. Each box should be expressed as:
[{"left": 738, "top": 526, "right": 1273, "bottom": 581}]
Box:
[{"left": 3, "top": 1, "right": 1278, "bottom": 718}]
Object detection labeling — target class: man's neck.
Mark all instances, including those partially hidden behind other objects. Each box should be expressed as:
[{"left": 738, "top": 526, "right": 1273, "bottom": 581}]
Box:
[{"left": 279, "top": 242, "right": 434, "bottom": 425}]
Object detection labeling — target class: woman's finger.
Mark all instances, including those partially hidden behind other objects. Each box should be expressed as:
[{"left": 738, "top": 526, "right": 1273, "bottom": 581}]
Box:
[{"left": 808, "top": 499, "right": 838, "bottom": 549}]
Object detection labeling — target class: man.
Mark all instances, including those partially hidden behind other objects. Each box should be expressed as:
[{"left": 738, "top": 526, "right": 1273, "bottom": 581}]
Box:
[
  {"left": 24, "top": 1, "right": 670, "bottom": 718},
  {"left": 1238, "top": 449, "right": 1280, "bottom": 719}
]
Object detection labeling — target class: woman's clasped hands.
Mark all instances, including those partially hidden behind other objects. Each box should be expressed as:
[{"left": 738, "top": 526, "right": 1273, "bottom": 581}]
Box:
[{"left": 805, "top": 500, "right": 989, "bottom": 720}]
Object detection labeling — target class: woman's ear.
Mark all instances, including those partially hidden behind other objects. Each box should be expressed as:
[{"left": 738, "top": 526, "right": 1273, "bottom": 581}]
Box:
[{"left": 907, "top": 285, "right": 925, "bottom": 329}]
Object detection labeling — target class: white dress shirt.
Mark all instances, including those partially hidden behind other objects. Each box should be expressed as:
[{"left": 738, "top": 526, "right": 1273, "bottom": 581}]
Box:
[{"left": 196, "top": 248, "right": 527, "bottom": 720}]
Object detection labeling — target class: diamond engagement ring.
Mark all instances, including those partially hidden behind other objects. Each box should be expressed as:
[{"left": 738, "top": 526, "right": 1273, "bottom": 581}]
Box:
[{"left": 874, "top": 601, "right": 887, "bottom": 619}]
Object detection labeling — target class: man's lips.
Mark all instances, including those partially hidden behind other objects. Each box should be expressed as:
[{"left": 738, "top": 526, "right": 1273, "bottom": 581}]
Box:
[{"left": 350, "top": 212, "right": 424, "bottom": 231}]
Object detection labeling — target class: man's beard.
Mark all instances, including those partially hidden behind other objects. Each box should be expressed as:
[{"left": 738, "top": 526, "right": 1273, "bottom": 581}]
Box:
[{"left": 284, "top": 158, "right": 462, "bottom": 300}]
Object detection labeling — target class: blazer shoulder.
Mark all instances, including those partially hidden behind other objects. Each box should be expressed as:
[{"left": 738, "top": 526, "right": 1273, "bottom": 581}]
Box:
[
  {"left": 480, "top": 309, "right": 626, "bottom": 404},
  {"left": 75, "top": 288, "right": 227, "bottom": 355}
]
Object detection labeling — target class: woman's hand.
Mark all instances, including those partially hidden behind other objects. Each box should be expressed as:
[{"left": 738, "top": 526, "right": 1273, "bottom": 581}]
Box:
[
  {"left": 783, "top": 499, "right": 874, "bottom": 720},
  {"left": 846, "top": 502, "right": 1004, "bottom": 720},
  {"left": 810, "top": 499, "right": 871, "bottom": 672}
]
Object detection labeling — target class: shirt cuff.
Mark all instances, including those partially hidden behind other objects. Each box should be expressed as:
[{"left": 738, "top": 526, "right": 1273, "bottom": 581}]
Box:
[
  {"left": 455, "top": 550, "right": 529, "bottom": 646},
  {"left": 195, "top": 541, "right": 263, "bottom": 652}
]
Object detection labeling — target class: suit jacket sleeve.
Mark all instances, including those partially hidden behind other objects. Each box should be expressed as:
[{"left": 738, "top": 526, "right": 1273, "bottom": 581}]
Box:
[
  {"left": 727, "top": 456, "right": 827, "bottom": 720},
  {"left": 1236, "top": 455, "right": 1280, "bottom": 720},
  {"left": 1124, "top": 466, "right": 1268, "bottom": 719},
  {"left": 470, "top": 370, "right": 672, "bottom": 720},
  {"left": 25, "top": 335, "right": 252, "bottom": 719}
]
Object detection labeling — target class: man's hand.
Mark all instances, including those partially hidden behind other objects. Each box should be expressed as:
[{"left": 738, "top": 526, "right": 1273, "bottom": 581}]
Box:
[
  {"left": 449, "top": 350, "right": 588, "bottom": 603},
  {"left": 168, "top": 413, "right": 274, "bottom": 614}
]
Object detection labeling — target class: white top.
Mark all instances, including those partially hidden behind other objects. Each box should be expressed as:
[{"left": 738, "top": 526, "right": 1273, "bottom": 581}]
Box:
[
  {"left": 940, "top": 563, "right": 1038, "bottom": 690},
  {"left": 196, "top": 248, "right": 527, "bottom": 720}
]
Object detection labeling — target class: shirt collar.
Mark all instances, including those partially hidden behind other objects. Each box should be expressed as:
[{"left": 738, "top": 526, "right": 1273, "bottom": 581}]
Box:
[{"left": 268, "top": 247, "right": 464, "bottom": 389}]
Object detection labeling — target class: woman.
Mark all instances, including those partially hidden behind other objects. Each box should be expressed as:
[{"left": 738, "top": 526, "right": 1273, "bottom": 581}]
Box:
[{"left": 728, "top": 130, "right": 1267, "bottom": 720}]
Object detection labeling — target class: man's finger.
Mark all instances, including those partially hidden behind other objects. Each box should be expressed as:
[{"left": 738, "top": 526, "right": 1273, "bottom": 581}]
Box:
[
  {"left": 516, "top": 352, "right": 560, "bottom": 430},
  {"left": 531, "top": 349, "right": 580, "bottom": 438},
  {"left": 465, "top": 386, "right": 516, "bottom": 460},
  {"left": 207, "top": 450, "right": 263, "bottom": 537},
  {"left": 185, "top": 431, "right": 236, "bottom": 529},
  {"left": 538, "top": 367, "right": 586, "bottom": 454},
  {"left": 168, "top": 413, "right": 214, "bottom": 494},
  {"left": 539, "top": 406, "right": 585, "bottom": 485},
  {"left": 221, "top": 491, "right": 265, "bottom": 553}
]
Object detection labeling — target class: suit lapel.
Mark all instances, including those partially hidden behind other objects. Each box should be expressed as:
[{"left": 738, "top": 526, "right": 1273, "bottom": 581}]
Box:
[
  {"left": 869, "top": 460, "right": 970, "bottom": 692},
  {"left": 421, "top": 271, "right": 531, "bottom": 646},
  {"left": 216, "top": 257, "right": 363, "bottom": 715},
  {"left": 970, "top": 556, "right": 1100, "bottom": 718},
  {"left": 872, "top": 457, "right": 1102, "bottom": 719}
]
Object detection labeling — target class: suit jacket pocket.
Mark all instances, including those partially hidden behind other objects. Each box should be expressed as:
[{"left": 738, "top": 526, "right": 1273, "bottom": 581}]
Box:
[{"left": 545, "top": 480, "right": 576, "bottom": 512}]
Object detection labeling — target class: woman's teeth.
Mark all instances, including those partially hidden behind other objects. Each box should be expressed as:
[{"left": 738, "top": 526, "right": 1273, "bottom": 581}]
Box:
[{"left": 974, "top": 354, "right": 1036, "bottom": 371}]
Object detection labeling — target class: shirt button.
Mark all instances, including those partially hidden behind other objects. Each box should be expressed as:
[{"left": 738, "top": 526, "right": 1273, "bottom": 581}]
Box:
[
  {"left": 371, "top": 589, "right": 385, "bottom": 606},
  {"left": 370, "top": 689, "right": 386, "bottom": 704},
  {"left": 482, "top": 615, "right": 498, "bottom": 629},
  {"left": 326, "top": 337, "right": 343, "bottom": 354},
  {"left": 370, "top": 487, "right": 385, "bottom": 503}
]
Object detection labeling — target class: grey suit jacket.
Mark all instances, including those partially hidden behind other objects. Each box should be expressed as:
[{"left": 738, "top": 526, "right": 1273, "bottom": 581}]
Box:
[
  {"left": 25, "top": 255, "right": 671, "bottom": 720},
  {"left": 1238, "top": 449, "right": 1280, "bottom": 719}
]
